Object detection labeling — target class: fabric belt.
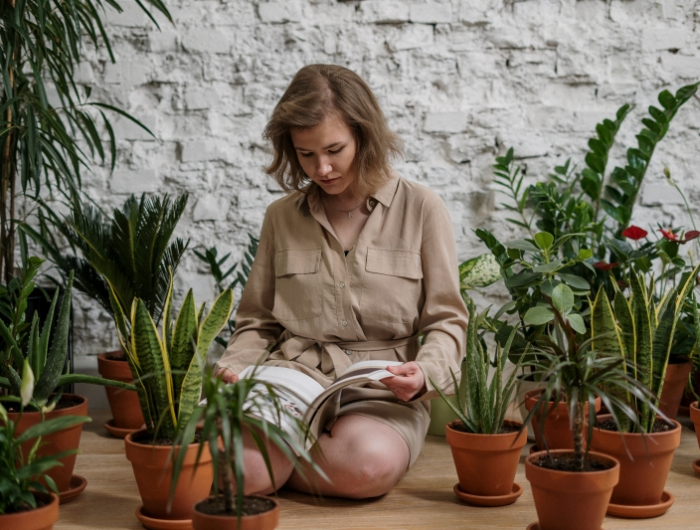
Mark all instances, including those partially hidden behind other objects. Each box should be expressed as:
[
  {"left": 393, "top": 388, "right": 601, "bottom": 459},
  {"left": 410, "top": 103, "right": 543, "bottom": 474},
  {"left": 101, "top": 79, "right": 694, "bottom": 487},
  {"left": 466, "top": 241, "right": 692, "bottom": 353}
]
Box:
[{"left": 276, "top": 331, "right": 420, "bottom": 378}]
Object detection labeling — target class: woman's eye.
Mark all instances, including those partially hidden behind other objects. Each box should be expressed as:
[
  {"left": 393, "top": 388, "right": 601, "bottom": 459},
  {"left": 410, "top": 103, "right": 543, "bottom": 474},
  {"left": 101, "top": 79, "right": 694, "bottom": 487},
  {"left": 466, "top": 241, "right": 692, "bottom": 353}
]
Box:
[
  {"left": 329, "top": 147, "right": 343, "bottom": 155},
  {"left": 299, "top": 152, "right": 313, "bottom": 158}
]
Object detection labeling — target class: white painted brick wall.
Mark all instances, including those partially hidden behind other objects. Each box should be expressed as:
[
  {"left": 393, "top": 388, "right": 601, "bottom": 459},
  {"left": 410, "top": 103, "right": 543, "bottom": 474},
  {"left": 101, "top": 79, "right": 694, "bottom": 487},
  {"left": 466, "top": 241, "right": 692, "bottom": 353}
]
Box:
[{"left": 61, "top": 0, "right": 700, "bottom": 398}]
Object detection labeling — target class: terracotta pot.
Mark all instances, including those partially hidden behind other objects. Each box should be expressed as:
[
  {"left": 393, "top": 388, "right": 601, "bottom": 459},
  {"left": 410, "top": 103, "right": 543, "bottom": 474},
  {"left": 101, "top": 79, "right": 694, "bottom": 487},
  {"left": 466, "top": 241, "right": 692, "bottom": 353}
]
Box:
[
  {"left": 192, "top": 496, "right": 280, "bottom": 530},
  {"left": 445, "top": 419, "right": 527, "bottom": 496},
  {"left": 124, "top": 429, "right": 214, "bottom": 520},
  {"left": 0, "top": 492, "right": 59, "bottom": 530},
  {"left": 689, "top": 401, "right": 700, "bottom": 450},
  {"left": 516, "top": 375, "right": 547, "bottom": 442},
  {"left": 526, "top": 450, "right": 619, "bottom": 530},
  {"left": 97, "top": 351, "right": 144, "bottom": 431},
  {"left": 658, "top": 359, "right": 692, "bottom": 420},
  {"left": 5, "top": 394, "right": 88, "bottom": 493},
  {"left": 590, "top": 414, "right": 680, "bottom": 506},
  {"left": 427, "top": 396, "right": 459, "bottom": 436},
  {"left": 524, "top": 390, "right": 600, "bottom": 450}
]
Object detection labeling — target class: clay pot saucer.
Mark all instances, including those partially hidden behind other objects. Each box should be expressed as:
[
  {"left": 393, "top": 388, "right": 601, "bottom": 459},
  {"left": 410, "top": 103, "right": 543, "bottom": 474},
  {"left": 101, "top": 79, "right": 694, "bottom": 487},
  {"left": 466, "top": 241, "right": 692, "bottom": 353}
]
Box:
[
  {"left": 59, "top": 474, "right": 88, "bottom": 504},
  {"left": 527, "top": 521, "right": 603, "bottom": 530},
  {"left": 135, "top": 505, "right": 193, "bottom": 530},
  {"left": 606, "top": 490, "right": 674, "bottom": 518},
  {"left": 693, "top": 459, "right": 700, "bottom": 475},
  {"left": 104, "top": 419, "right": 139, "bottom": 439},
  {"left": 453, "top": 482, "right": 523, "bottom": 507}
]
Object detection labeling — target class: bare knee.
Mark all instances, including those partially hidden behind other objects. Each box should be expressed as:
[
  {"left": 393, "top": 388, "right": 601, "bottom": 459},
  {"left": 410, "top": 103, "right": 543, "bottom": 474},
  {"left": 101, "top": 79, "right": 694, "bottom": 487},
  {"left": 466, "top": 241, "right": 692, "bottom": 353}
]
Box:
[
  {"left": 234, "top": 429, "right": 294, "bottom": 495},
  {"left": 337, "top": 443, "right": 406, "bottom": 498}
]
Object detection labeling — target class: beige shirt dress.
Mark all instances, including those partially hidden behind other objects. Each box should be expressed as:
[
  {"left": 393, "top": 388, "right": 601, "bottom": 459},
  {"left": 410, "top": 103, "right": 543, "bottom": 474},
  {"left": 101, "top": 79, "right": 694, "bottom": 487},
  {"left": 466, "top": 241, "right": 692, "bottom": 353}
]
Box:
[{"left": 216, "top": 171, "right": 469, "bottom": 466}]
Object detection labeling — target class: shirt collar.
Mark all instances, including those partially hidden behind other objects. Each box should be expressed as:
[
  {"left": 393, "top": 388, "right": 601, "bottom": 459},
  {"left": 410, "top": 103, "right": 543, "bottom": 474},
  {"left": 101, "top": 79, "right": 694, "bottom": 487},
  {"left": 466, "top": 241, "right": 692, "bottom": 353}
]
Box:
[{"left": 295, "top": 170, "right": 400, "bottom": 213}]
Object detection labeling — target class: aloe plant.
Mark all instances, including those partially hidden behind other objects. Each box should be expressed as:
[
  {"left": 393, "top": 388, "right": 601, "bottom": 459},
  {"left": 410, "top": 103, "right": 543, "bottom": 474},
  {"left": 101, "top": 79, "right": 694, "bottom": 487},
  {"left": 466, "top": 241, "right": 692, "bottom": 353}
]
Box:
[
  {"left": 433, "top": 297, "right": 524, "bottom": 434},
  {"left": 590, "top": 262, "right": 700, "bottom": 432},
  {"left": 0, "top": 266, "right": 134, "bottom": 408},
  {"left": 110, "top": 272, "right": 234, "bottom": 442}
]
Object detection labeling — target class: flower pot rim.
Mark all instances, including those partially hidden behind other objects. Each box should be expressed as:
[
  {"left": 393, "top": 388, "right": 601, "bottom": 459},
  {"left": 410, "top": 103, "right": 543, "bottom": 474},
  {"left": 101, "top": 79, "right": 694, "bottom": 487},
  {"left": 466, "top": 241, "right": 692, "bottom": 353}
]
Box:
[
  {"left": 125, "top": 429, "right": 205, "bottom": 449},
  {"left": 593, "top": 414, "right": 681, "bottom": 437},
  {"left": 446, "top": 419, "right": 525, "bottom": 437},
  {"left": 526, "top": 449, "right": 620, "bottom": 476},
  {"left": 5, "top": 393, "right": 87, "bottom": 416},
  {"left": 193, "top": 494, "right": 279, "bottom": 516}
]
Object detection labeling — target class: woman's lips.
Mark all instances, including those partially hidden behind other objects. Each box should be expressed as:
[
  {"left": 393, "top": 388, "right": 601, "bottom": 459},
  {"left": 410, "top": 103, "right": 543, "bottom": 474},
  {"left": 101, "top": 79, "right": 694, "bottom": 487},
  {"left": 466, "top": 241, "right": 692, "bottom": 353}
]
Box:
[{"left": 320, "top": 177, "right": 340, "bottom": 184}]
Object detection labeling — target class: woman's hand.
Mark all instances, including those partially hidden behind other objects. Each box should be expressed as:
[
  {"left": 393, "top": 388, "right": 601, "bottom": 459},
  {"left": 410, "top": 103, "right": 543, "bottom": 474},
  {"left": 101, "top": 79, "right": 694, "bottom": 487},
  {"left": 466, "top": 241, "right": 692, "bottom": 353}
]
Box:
[
  {"left": 215, "top": 367, "right": 239, "bottom": 383},
  {"left": 380, "top": 362, "right": 425, "bottom": 402}
]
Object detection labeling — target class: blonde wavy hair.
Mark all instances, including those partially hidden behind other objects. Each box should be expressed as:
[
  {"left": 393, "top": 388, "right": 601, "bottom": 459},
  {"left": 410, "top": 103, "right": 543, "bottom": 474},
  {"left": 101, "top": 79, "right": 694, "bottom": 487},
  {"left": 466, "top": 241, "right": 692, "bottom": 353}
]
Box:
[{"left": 264, "top": 64, "right": 402, "bottom": 197}]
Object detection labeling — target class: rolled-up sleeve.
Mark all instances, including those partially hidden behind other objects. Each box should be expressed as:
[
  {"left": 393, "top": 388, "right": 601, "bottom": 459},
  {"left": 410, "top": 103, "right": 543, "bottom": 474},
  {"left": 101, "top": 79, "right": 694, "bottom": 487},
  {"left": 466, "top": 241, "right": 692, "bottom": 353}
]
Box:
[
  {"left": 413, "top": 198, "right": 469, "bottom": 401},
  {"left": 215, "top": 212, "right": 284, "bottom": 375}
]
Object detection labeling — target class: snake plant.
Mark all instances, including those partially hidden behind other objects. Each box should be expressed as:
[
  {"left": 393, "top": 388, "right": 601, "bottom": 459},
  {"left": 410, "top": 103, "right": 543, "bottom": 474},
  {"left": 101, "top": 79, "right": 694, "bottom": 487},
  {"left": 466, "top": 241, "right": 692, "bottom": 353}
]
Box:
[
  {"left": 110, "top": 272, "right": 233, "bottom": 442},
  {"left": 433, "top": 296, "right": 524, "bottom": 434},
  {"left": 0, "top": 267, "right": 134, "bottom": 409},
  {"left": 590, "top": 262, "right": 700, "bottom": 432}
]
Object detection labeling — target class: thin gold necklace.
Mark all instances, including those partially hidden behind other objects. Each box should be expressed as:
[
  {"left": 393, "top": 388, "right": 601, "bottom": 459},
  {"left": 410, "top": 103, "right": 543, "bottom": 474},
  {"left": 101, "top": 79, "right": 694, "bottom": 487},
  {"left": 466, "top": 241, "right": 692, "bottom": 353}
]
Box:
[{"left": 324, "top": 197, "right": 365, "bottom": 219}]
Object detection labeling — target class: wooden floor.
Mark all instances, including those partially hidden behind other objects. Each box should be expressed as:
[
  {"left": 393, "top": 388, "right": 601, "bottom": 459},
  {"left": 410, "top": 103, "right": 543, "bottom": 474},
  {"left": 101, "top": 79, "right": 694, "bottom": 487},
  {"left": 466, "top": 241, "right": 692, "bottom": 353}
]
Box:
[{"left": 57, "top": 409, "right": 700, "bottom": 530}]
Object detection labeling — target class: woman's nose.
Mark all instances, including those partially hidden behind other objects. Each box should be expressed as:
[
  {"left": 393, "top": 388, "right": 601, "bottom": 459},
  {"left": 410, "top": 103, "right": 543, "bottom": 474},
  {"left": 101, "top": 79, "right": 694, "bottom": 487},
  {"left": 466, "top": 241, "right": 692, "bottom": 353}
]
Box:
[{"left": 316, "top": 158, "right": 332, "bottom": 177}]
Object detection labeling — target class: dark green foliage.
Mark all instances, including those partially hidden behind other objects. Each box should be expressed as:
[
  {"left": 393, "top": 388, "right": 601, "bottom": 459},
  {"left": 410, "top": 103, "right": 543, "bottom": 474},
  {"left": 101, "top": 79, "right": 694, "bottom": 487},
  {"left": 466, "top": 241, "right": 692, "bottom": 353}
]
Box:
[
  {"left": 0, "top": 0, "right": 172, "bottom": 283},
  {"left": 23, "top": 193, "right": 189, "bottom": 326}
]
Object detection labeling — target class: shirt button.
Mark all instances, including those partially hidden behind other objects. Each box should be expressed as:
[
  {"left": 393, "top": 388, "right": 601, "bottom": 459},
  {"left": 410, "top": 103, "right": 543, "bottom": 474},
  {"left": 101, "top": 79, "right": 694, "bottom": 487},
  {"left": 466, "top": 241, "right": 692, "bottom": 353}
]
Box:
[
  {"left": 342, "top": 320, "right": 348, "bottom": 326},
  {"left": 345, "top": 349, "right": 352, "bottom": 355},
  {"left": 339, "top": 282, "right": 345, "bottom": 288}
]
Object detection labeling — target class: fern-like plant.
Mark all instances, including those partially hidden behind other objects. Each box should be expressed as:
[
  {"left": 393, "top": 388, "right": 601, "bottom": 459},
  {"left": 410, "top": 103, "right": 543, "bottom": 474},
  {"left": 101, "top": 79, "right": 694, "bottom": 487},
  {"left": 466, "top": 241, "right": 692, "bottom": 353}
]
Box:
[{"left": 23, "top": 193, "right": 189, "bottom": 326}]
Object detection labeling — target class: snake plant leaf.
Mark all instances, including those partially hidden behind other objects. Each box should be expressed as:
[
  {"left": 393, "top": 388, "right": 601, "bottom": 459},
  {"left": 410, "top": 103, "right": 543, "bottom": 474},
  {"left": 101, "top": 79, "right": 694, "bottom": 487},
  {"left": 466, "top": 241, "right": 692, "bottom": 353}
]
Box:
[
  {"left": 20, "top": 359, "right": 35, "bottom": 407},
  {"left": 34, "top": 271, "right": 73, "bottom": 404},
  {"left": 132, "top": 298, "right": 177, "bottom": 439},
  {"left": 169, "top": 289, "right": 198, "bottom": 416},
  {"left": 27, "top": 312, "right": 41, "bottom": 382},
  {"left": 162, "top": 269, "right": 174, "bottom": 353},
  {"left": 614, "top": 292, "right": 635, "bottom": 367},
  {"left": 459, "top": 253, "right": 501, "bottom": 290},
  {"left": 690, "top": 295, "right": 700, "bottom": 374},
  {"left": 630, "top": 271, "right": 653, "bottom": 429},
  {"left": 650, "top": 293, "right": 678, "bottom": 400},
  {"left": 57, "top": 374, "right": 136, "bottom": 391},
  {"left": 36, "top": 286, "right": 59, "bottom": 381},
  {"left": 0, "top": 319, "right": 26, "bottom": 372},
  {"left": 177, "top": 289, "right": 234, "bottom": 433},
  {"left": 591, "top": 287, "right": 625, "bottom": 359}
]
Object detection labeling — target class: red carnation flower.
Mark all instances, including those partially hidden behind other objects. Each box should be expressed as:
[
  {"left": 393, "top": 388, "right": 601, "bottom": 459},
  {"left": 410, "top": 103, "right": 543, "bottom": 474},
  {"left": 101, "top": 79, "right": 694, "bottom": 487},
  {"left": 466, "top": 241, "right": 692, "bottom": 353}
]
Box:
[
  {"left": 621, "top": 225, "right": 648, "bottom": 240},
  {"left": 659, "top": 228, "right": 678, "bottom": 241},
  {"left": 593, "top": 262, "right": 618, "bottom": 271}
]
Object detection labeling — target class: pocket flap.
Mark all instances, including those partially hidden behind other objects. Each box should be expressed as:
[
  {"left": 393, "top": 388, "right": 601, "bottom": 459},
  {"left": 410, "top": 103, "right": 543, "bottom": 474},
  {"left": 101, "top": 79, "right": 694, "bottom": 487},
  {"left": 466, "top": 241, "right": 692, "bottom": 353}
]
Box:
[
  {"left": 366, "top": 249, "right": 423, "bottom": 279},
  {"left": 275, "top": 249, "right": 322, "bottom": 277}
]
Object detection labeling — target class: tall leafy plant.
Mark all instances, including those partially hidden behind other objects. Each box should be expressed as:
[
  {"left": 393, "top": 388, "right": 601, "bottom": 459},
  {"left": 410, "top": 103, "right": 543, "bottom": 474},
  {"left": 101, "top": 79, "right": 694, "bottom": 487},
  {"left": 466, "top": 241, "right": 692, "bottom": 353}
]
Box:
[
  {"left": 23, "top": 193, "right": 189, "bottom": 326},
  {"left": 0, "top": 0, "right": 171, "bottom": 284}
]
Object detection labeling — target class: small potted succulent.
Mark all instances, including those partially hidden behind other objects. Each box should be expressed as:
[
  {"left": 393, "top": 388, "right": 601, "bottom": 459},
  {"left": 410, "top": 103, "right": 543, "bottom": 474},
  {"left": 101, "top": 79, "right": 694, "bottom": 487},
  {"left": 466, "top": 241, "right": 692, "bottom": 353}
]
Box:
[
  {"left": 0, "top": 363, "right": 90, "bottom": 529},
  {"left": 23, "top": 193, "right": 189, "bottom": 437},
  {"left": 589, "top": 264, "right": 700, "bottom": 518},
  {"left": 433, "top": 296, "right": 527, "bottom": 507},
  {"left": 170, "top": 368, "right": 322, "bottom": 530},
  {"left": 108, "top": 270, "right": 233, "bottom": 526},
  {"left": 523, "top": 284, "right": 650, "bottom": 530}
]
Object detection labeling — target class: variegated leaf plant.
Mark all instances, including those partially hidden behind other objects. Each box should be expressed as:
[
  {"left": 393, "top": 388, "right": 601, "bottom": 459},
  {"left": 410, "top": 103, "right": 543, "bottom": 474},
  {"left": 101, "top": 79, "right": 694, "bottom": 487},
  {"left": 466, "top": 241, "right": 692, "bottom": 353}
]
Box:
[
  {"left": 590, "top": 262, "right": 700, "bottom": 432},
  {"left": 109, "top": 271, "right": 234, "bottom": 442}
]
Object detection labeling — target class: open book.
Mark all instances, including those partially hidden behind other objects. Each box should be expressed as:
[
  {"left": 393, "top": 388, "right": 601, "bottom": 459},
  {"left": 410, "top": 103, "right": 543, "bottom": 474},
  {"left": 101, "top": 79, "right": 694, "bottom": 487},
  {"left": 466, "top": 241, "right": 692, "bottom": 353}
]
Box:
[{"left": 238, "top": 360, "right": 403, "bottom": 449}]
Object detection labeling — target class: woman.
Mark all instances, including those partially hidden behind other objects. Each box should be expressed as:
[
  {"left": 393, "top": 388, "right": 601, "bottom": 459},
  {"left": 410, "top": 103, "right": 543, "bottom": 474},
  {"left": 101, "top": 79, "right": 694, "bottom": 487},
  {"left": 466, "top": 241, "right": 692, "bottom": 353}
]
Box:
[{"left": 215, "top": 64, "right": 468, "bottom": 499}]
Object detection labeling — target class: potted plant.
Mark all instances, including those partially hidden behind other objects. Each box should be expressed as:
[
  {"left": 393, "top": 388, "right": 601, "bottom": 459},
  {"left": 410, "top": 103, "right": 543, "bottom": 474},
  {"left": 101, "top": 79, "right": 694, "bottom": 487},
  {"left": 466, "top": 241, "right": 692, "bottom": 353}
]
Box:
[
  {"left": 588, "top": 265, "right": 700, "bottom": 518},
  {"left": 433, "top": 296, "right": 527, "bottom": 506},
  {"left": 0, "top": 365, "right": 89, "bottom": 530},
  {"left": 109, "top": 270, "right": 233, "bottom": 526},
  {"left": 24, "top": 193, "right": 190, "bottom": 438},
  {"left": 1, "top": 262, "right": 134, "bottom": 503},
  {"left": 170, "top": 368, "right": 322, "bottom": 530},
  {"left": 522, "top": 284, "right": 650, "bottom": 530}
]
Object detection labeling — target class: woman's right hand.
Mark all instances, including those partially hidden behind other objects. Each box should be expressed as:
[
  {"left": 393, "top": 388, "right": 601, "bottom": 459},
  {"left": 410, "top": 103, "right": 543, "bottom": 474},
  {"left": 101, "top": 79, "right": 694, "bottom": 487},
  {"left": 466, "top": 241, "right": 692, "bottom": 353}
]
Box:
[{"left": 215, "top": 367, "right": 239, "bottom": 383}]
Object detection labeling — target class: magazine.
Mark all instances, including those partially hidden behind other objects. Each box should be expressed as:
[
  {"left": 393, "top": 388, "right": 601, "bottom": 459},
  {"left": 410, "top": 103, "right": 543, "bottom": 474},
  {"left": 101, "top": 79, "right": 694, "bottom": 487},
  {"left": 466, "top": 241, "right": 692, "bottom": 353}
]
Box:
[{"left": 237, "top": 360, "right": 404, "bottom": 448}]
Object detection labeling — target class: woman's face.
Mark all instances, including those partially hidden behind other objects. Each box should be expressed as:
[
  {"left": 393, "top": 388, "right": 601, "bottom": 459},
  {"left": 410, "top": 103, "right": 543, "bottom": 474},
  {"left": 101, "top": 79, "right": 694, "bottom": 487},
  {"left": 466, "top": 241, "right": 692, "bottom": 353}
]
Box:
[{"left": 290, "top": 115, "right": 358, "bottom": 198}]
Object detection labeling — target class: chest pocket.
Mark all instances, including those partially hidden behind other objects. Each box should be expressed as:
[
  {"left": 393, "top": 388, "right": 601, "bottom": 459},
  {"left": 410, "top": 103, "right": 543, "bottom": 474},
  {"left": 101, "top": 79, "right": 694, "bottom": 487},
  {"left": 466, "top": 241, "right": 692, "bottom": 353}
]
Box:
[
  {"left": 360, "top": 248, "right": 423, "bottom": 323},
  {"left": 273, "top": 249, "right": 323, "bottom": 321}
]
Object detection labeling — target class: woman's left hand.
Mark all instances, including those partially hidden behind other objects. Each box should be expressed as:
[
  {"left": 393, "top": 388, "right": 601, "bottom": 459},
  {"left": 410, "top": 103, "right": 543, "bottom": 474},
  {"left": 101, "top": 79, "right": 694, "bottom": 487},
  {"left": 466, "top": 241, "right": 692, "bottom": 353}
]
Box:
[{"left": 381, "top": 362, "right": 426, "bottom": 401}]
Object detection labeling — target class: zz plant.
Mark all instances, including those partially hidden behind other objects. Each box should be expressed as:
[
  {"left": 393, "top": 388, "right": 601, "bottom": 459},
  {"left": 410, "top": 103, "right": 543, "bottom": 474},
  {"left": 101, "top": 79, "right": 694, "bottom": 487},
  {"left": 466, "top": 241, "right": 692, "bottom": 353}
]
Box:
[{"left": 110, "top": 272, "right": 233, "bottom": 442}]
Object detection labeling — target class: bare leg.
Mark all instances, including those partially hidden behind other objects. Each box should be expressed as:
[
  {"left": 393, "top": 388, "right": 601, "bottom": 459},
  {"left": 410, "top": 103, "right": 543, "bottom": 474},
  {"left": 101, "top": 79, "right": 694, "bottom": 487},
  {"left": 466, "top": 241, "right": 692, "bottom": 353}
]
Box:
[
  {"left": 236, "top": 427, "right": 295, "bottom": 495},
  {"left": 285, "top": 414, "right": 410, "bottom": 499}
]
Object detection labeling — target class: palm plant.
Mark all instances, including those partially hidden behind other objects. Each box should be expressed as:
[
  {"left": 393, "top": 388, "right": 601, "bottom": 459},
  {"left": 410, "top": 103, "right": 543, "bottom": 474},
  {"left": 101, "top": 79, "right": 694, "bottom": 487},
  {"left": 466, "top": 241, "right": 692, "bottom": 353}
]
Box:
[
  {"left": 110, "top": 270, "right": 233, "bottom": 442},
  {"left": 523, "top": 283, "right": 654, "bottom": 471},
  {"left": 23, "top": 193, "right": 189, "bottom": 326},
  {"left": 170, "top": 370, "right": 321, "bottom": 523},
  {"left": 0, "top": 0, "right": 171, "bottom": 285}
]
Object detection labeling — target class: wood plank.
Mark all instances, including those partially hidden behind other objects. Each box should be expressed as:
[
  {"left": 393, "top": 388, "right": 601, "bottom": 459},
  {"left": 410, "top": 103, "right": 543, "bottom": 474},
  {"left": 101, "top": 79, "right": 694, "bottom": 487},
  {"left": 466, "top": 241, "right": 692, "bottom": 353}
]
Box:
[{"left": 55, "top": 410, "right": 700, "bottom": 530}]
